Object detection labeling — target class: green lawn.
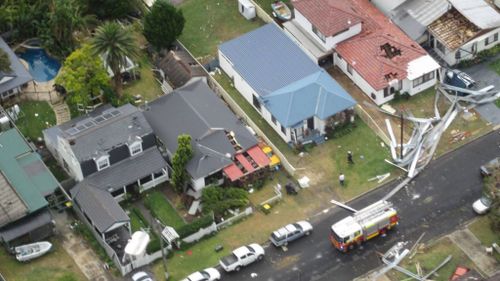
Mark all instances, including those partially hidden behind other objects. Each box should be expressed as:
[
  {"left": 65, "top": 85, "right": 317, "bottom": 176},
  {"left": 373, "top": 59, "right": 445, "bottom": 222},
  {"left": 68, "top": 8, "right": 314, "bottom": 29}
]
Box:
[
  {"left": 144, "top": 191, "right": 186, "bottom": 229},
  {"left": 0, "top": 240, "right": 86, "bottom": 281},
  {"left": 489, "top": 58, "right": 500, "bottom": 76},
  {"left": 15, "top": 101, "right": 56, "bottom": 141},
  {"left": 179, "top": 0, "right": 265, "bottom": 63},
  {"left": 123, "top": 53, "right": 163, "bottom": 103},
  {"left": 388, "top": 238, "right": 476, "bottom": 281},
  {"left": 469, "top": 216, "right": 500, "bottom": 261}
]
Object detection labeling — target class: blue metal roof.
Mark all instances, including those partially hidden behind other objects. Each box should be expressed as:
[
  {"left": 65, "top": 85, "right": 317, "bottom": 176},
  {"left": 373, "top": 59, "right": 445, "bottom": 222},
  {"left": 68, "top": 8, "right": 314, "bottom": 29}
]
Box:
[
  {"left": 263, "top": 70, "right": 357, "bottom": 127},
  {"left": 219, "top": 23, "right": 319, "bottom": 96},
  {"left": 219, "top": 23, "right": 356, "bottom": 127}
]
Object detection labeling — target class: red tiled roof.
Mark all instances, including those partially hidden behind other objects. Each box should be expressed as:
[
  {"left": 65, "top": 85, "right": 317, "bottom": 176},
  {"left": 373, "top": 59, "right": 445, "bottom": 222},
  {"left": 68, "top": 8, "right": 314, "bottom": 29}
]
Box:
[
  {"left": 334, "top": 0, "right": 427, "bottom": 90},
  {"left": 292, "top": 0, "right": 363, "bottom": 36}
]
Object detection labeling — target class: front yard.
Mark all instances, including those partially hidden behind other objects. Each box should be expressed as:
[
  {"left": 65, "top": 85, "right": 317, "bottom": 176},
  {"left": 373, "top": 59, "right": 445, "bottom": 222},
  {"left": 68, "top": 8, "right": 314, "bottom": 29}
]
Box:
[
  {"left": 469, "top": 216, "right": 500, "bottom": 261},
  {"left": 388, "top": 238, "right": 476, "bottom": 281},
  {"left": 0, "top": 240, "right": 86, "bottom": 281},
  {"left": 143, "top": 191, "right": 186, "bottom": 230},
  {"left": 15, "top": 100, "right": 56, "bottom": 141},
  {"left": 178, "top": 0, "right": 265, "bottom": 63}
]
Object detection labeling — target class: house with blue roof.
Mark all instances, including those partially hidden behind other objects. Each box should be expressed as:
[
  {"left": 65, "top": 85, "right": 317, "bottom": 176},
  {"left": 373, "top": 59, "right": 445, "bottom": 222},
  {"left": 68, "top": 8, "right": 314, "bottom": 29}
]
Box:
[{"left": 218, "top": 23, "right": 356, "bottom": 145}]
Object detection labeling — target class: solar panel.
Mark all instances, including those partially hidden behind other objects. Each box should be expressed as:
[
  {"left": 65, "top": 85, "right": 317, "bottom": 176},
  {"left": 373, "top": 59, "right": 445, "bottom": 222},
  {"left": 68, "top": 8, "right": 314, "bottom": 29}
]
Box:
[
  {"left": 103, "top": 113, "right": 113, "bottom": 119},
  {"left": 94, "top": 116, "right": 105, "bottom": 123},
  {"left": 110, "top": 110, "right": 121, "bottom": 116},
  {"left": 76, "top": 125, "right": 86, "bottom": 131},
  {"left": 84, "top": 121, "right": 95, "bottom": 128},
  {"left": 66, "top": 127, "right": 79, "bottom": 136}
]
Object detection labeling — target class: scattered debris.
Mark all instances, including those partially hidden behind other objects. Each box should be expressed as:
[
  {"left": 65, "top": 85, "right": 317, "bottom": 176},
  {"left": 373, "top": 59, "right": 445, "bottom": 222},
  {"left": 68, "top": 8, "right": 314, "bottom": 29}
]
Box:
[{"left": 368, "top": 173, "right": 390, "bottom": 183}]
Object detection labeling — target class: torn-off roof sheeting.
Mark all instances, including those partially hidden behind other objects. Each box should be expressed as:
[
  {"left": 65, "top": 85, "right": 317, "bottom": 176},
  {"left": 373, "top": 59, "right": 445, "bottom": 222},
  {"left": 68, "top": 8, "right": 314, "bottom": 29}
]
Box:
[{"left": 449, "top": 0, "right": 500, "bottom": 29}]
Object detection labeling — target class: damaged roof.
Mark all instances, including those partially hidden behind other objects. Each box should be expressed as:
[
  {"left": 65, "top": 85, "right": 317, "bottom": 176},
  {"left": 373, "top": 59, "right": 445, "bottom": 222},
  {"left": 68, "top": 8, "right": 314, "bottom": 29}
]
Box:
[{"left": 143, "top": 78, "right": 258, "bottom": 181}]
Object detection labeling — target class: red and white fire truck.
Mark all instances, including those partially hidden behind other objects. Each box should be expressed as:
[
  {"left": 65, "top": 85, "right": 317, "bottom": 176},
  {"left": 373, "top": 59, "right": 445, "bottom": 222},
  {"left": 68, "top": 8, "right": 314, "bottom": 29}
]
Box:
[{"left": 329, "top": 200, "right": 399, "bottom": 252}]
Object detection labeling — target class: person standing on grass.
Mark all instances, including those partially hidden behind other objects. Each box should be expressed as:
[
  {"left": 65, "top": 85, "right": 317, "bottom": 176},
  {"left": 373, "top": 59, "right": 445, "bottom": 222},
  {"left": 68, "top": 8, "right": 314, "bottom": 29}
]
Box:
[
  {"left": 347, "top": 151, "right": 354, "bottom": 165},
  {"left": 339, "top": 173, "right": 345, "bottom": 186}
]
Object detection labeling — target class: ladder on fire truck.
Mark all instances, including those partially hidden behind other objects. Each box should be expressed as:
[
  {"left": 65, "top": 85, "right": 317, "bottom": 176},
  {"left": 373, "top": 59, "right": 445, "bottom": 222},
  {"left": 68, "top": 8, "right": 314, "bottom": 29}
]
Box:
[{"left": 353, "top": 200, "right": 394, "bottom": 225}]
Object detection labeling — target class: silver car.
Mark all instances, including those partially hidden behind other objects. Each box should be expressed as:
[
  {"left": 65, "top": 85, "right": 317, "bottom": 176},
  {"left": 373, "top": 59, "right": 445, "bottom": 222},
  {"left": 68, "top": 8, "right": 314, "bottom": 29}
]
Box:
[{"left": 270, "top": 221, "right": 313, "bottom": 247}]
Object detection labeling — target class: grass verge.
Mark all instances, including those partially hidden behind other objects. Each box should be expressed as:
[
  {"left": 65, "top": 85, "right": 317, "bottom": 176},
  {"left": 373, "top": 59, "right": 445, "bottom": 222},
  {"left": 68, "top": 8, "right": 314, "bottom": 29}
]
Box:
[
  {"left": 0, "top": 240, "right": 86, "bottom": 281},
  {"left": 15, "top": 100, "right": 56, "bottom": 141},
  {"left": 489, "top": 58, "right": 500, "bottom": 76},
  {"left": 388, "top": 238, "right": 476, "bottom": 281},
  {"left": 179, "top": 0, "right": 265, "bottom": 63},
  {"left": 468, "top": 216, "right": 500, "bottom": 261},
  {"left": 144, "top": 191, "right": 186, "bottom": 229}
]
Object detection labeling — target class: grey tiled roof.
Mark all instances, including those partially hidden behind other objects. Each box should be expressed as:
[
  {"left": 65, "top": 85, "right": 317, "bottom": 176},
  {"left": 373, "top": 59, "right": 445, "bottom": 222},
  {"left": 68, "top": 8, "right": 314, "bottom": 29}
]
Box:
[
  {"left": 143, "top": 78, "right": 258, "bottom": 180},
  {"left": 44, "top": 104, "right": 153, "bottom": 162},
  {"left": 0, "top": 37, "right": 32, "bottom": 94},
  {"left": 71, "top": 183, "right": 129, "bottom": 233}
]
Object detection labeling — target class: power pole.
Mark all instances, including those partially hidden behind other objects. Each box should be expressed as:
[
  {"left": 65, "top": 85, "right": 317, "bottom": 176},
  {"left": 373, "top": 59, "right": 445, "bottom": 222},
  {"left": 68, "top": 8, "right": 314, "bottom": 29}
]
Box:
[
  {"left": 155, "top": 219, "right": 169, "bottom": 280},
  {"left": 400, "top": 113, "right": 404, "bottom": 158}
]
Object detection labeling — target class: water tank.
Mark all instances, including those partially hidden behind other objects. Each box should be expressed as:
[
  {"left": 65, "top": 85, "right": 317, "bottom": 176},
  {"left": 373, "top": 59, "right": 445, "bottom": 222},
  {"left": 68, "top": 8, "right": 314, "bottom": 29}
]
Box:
[
  {"left": 238, "top": 0, "right": 256, "bottom": 20},
  {"left": 0, "top": 115, "right": 10, "bottom": 132}
]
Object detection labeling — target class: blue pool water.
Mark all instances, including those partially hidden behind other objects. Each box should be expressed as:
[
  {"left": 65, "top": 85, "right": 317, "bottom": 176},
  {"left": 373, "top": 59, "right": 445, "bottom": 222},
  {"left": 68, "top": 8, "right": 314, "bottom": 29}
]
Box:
[{"left": 17, "top": 48, "right": 61, "bottom": 82}]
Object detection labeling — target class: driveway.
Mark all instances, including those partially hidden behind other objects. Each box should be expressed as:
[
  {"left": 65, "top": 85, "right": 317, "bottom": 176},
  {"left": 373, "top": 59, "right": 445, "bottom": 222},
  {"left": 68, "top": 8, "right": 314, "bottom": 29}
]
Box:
[
  {"left": 460, "top": 55, "right": 500, "bottom": 125},
  {"left": 220, "top": 129, "right": 500, "bottom": 281}
]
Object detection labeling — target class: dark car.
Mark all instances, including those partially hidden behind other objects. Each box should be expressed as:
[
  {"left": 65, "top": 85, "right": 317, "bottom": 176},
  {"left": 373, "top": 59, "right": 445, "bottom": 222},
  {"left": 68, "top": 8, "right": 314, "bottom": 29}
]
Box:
[
  {"left": 480, "top": 157, "right": 499, "bottom": 177},
  {"left": 444, "top": 69, "right": 476, "bottom": 96}
]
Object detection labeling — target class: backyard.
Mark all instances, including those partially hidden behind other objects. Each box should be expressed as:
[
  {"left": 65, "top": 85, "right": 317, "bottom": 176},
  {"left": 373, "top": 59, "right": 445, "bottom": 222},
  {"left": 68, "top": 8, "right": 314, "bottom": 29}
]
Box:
[
  {"left": 178, "top": 0, "right": 265, "bottom": 64},
  {"left": 122, "top": 53, "right": 164, "bottom": 102},
  {"left": 387, "top": 238, "right": 476, "bottom": 281},
  {"left": 15, "top": 100, "right": 56, "bottom": 141},
  {"left": 0, "top": 240, "right": 86, "bottom": 281},
  {"left": 254, "top": 0, "right": 291, "bottom": 15}
]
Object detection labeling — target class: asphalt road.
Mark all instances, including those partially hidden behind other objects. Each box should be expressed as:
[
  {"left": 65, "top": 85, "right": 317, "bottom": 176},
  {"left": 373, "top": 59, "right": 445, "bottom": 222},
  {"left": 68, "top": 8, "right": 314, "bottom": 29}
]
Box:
[{"left": 220, "top": 130, "right": 500, "bottom": 281}]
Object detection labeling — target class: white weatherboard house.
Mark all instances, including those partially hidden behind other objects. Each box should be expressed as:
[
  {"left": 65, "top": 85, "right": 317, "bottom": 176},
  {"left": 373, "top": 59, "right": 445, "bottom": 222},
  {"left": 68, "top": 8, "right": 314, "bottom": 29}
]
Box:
[
  {"left": 218, "top": 24, "right": 356, "bottom": 145},
  {"left": 427, "top": 0, "right": 500, "bottom": 66},
  {"left": 286, "top": 0, "right": 440, "bottom": 105}
]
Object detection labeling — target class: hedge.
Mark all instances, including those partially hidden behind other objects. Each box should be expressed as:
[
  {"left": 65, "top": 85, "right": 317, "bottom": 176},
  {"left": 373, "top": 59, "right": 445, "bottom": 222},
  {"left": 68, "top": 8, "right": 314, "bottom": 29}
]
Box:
[{"left": 176, "top": 213, "right": 214, "bottom": 238}]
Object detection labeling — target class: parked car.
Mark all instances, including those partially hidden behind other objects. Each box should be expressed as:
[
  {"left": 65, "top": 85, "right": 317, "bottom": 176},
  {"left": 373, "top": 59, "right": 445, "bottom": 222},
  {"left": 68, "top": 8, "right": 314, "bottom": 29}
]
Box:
[
  {"left": 219, "top": 243, "right": 265, "bottom": 272},
  {"left": 473, "top": 196, "right": 492, "bottom": 215},
  {"left": 444, "top": 69, "right": 475, "bottom": 96},
  {"left": 270, "top": 221, "right": 313, "bottom": 247},
  {"left": 480, "top": 157, "right": 499, "bottom": 177},
  {"left": 181, "top": 268, "right": 221, "bottom": 281},
  {"left": 132, "top": 271, "right": 154, "bottom": 281}
]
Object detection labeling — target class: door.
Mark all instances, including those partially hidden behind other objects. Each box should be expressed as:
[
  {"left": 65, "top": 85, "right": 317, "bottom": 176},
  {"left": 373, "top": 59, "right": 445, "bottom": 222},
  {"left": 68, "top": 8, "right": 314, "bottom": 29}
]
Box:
[
  {"left": 307, "top": 117, "right": 314, "bottom": 130},
  {"left": 429, "top": 34, "right": 435, "bottom": 48}
]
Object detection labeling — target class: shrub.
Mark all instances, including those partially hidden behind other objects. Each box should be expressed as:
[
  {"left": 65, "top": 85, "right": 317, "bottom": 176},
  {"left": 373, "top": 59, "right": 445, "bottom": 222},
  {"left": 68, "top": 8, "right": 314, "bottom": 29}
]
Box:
[
  {"left": 176, "top": 213, "right": 214, "bottom": 238},
  {"left": 201, "top": 186, "right": 249, "bottom": 216},
  {"left": 73, "top": 221, "right": 113, "bottom": 265}
]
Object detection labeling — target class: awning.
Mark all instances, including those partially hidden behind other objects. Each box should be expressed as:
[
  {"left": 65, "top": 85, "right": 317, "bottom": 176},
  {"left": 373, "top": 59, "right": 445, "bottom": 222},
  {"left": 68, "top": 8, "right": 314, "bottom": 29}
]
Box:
[
  {"left": 0, "top": 210, "right": 52, "bottom": 243},
  {"left": 247, "top": 146, "right": 270, "bottom": 167},
  {"left": 235, "top": 154, "right": 255, "bottom": 173},
  {"left": 223, "top": 164, "right": 244, "bottom": 181}
]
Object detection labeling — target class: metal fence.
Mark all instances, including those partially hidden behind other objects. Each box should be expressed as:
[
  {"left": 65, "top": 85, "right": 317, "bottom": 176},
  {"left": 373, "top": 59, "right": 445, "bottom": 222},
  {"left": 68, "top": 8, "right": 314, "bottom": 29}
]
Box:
[
  {"left": 216, "top": 207, "right": 253, "bottom": 230},
  {"left": 354, "top": 104, "right": 390, "bottom": 145}
]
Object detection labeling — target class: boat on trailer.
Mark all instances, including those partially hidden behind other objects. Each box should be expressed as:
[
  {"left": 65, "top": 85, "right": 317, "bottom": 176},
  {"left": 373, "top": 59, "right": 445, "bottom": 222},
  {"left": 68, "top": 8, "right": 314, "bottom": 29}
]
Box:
[
  {"left": 15, "top": 241, "right": 52, "bottom": 262},
  {"left": 271, "top": 1, "right": 292, "bottom": 21}
]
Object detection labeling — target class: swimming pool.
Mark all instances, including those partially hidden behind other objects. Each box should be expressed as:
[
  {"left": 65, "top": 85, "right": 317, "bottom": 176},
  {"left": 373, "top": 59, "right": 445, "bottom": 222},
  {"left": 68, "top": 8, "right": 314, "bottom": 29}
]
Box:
[{"left": 17, "top": 48, "right": 61, "bottom": 82}]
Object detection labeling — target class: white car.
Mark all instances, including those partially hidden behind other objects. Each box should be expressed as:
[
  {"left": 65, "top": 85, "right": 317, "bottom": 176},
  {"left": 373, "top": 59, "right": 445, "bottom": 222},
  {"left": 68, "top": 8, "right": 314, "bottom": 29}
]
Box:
[
  {"left": 219, "top": 243, "right": 265, "bottom": 272},
  {"left": 181, "top": 268, "right": 221, "bottom": 281},
  {"left": 270, "top": 220, "right": 313, "bottom": 247},
  {"left": 132, "top": 271, "right": 154, "bottom": 281},
  {"left": 473, "top": 197, "right": 492, "bottom": 215}
]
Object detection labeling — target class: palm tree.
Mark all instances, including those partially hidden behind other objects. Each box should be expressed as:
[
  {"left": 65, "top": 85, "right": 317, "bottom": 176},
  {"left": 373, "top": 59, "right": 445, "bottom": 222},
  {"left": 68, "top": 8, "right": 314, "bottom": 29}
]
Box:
[
  {"left": 90, "top": 22, "right": 138, "bottom": 97},
  {"left": 0, "top": 49, "right": 11, "bottom": 73}
]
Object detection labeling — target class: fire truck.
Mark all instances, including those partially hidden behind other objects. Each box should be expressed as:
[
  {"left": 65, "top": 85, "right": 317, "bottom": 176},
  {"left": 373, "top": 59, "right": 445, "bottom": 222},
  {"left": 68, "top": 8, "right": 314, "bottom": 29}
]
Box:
[{"left": 329, "top": 200, "right": 399, "bottom": 252}]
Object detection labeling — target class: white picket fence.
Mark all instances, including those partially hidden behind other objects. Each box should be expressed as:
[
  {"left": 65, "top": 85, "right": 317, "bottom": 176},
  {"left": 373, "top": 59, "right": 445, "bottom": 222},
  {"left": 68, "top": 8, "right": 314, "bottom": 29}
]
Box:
[{"left": 216, "top": 207, "right": 254, "bottom": 230}]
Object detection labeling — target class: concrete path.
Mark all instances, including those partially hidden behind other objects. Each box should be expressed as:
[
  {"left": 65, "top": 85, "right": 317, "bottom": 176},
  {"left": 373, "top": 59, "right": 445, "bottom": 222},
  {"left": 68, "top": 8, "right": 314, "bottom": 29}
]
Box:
[
  {"left": 52, "top": 101, "right": 71, "bottom": 124},
  {"left": 54, "top": 212, "right": 114, "bottom": 281},
  {"left": 449, "top": 228, "right": 500, "bottom": 277}
]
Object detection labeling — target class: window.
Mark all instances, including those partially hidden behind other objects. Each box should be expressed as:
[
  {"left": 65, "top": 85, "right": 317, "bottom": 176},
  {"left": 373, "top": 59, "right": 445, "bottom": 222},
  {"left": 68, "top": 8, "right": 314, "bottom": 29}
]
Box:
[
  {"left": 455, "top": 50, "right": 461, "bottom": 60},
  {"left": 281, "top": 125, "right": 286, "bottom": 135},
  {"left": 413, "top": 71, "right": 435, "bottom": 88},
  {"left": 128, "top": 140, "right": 142, "bottom": 156},
  {"left": 485, "top": 33, "right": 498, "bottom": 46},
  {"left": 95, "top": 155, "right": 109, "bottom": 171},
  {"left": 471, "top": 42, "right": 477, "bottom": 54},
  {"left": 347, "top": 63, "right": 353, "bottom": 75},
  {"left": 111, "top": 188, "right": 124, "bottom": 197},
  {"left": 383, "top": 87, "right": 391, "bottom": 98},
  {"left": 337, "top": 53, "right": 342, "bottom": 60},
  {"left": 271, "top": 114, "right": 277, "bottom": 125},
  {"left": 252, "top": 94, "right": 261, "bottom": 111},
  {"left": 312, "top": 25, "right": 326, "bottom": 43},
  {"left": 436, "top": 40, "right": 445, "bottom": 54},
  {"left": 371, "top": 93, "right": 376, "bottom": 100}
]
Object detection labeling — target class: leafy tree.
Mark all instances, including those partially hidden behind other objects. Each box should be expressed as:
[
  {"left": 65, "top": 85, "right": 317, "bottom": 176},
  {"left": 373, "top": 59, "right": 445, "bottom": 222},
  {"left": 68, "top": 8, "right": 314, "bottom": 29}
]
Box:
[
  {"left": 143, "top": 0, "right": 185, "bottom": 51},
  {"left": 171, "top": 134, "right": 193, "bottom": 192},
  {"left": 0, "top": 49, "right": 11, "bottom": 73},
  {"left": 84, "top": 0, "right": 145, "bottom": 20},
  {"left": 44, "top": 0, "right": 95, "bottom": 56},
  {"left": 55, "top": 44, "right": 109, "bottom": 108},
  {"left": 485, "top": 169, "right": 500, "bottom": 232},
  {"left": 91, "top": 22, "right": 139, "bottom": 96},
  {"left": 201, "top": 186, "right": 249, "bottom": 216}
]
